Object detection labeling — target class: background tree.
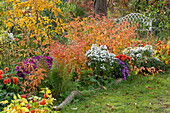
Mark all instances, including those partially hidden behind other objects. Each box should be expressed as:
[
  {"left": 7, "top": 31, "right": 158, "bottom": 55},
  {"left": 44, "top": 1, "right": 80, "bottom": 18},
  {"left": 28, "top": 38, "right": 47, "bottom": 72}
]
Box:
[{"left": 94, "top": 0, "right": 107, "bottom": 17}]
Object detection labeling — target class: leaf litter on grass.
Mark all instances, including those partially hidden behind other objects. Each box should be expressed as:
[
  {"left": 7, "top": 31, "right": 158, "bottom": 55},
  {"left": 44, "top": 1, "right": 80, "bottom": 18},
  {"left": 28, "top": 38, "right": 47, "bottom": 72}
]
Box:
[{"left": 61, "top": 72, "right": 170, "bottom": 113}]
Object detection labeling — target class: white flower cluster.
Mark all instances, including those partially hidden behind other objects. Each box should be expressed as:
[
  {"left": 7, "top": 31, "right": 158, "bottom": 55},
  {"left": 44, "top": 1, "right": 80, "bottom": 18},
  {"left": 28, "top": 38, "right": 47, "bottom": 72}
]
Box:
[
  {"left": 85, "top": 44, "right": 116, "bottom": 70},
  {"left": 123, "top": 45, "right": 155, "bottom": 60},
  {"left": 0, "top": 31, "right": 15, "bottom": 43}
]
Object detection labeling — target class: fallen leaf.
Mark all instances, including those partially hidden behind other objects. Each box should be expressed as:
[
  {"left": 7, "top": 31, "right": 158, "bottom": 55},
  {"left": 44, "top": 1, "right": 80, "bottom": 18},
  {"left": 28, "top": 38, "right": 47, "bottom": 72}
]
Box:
[
  {"left": 133, "top": 95, "right": 136, "bottom": 98},
  {"left": 165, "top": 105, "right": 168, "bottom": 108},
  {"left": 127, "top": 102, "right": 131, "bottom": 105},
  {"left": 147, "top": 86, "right": 154, "bottom": 90},
  {"left": 102, "top": 86, "right": 107, "bottom": 90},
  {"left": 123, "top": 92, "right": 129, "bottom": 96},
  {"left": 85, "top": 105, "right": 89, "bottom": 108},
  {"left": 71, "top": 107, "right": 78, "bottom": 110},
  {"left": 108, "top": 105, "right": 112, "bottom": 108},
  {"left": 111, "top": 108, "right": 116, "bottom": 110}
]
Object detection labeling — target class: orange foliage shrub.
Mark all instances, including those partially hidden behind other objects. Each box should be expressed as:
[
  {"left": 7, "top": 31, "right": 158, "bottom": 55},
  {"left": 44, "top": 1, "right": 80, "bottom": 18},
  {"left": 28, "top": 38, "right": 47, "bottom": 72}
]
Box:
[
  {"left": 20, "top": 68, "right": 48, "bottom": 94},
  {"left": 66, "top": 16, "right": 137, "bottom": 54},
  {"left": 50, "top": 16, "right": 137, "bottom": 79}
]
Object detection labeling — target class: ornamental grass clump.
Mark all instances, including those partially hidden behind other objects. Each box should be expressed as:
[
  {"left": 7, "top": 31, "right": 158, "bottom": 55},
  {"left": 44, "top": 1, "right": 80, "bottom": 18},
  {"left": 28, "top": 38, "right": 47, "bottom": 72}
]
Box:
[{"left": 50, "top": 40, "right": 86, "bottom": 79}]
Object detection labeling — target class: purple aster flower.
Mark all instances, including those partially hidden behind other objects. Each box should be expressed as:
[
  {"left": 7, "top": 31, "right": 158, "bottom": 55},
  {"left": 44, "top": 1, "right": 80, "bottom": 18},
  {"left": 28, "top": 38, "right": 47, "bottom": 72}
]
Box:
[
  {"left": 15, "top": 66, "right": 19, "bottom": 71},
  {"left": 15, "top": 55, "right": 53, "bottom": 79}
]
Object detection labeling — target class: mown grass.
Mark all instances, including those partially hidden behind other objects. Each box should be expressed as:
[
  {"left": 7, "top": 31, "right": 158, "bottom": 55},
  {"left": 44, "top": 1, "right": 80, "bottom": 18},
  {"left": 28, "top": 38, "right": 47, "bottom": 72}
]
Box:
[{"left": 61, "top": 68, "right": 170, "bottom": 113}]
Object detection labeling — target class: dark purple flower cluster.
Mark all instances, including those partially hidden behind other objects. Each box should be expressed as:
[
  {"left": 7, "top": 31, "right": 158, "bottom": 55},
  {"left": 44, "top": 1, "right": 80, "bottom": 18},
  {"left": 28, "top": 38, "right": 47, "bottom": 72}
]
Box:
[
  {"left": 15, "top": 56, "right": 53, "bottom": 78},
  {"left": 117, "top": 59, "right": 130, "bottom": 80}
]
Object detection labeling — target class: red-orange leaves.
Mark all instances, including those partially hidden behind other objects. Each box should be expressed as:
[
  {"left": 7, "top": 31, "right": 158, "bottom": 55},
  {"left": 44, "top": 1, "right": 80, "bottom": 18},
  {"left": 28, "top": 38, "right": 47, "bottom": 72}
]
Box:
[
  {"left": 50, "top": 40, "right": 86, "bottom": 78},
  {"left": 65, "top": 17, "right": 136, "bottom": 55}
]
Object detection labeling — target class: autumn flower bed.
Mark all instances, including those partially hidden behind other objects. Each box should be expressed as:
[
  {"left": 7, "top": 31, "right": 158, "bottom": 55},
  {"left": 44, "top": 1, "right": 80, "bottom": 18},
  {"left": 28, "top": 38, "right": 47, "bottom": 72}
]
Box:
[{"left": 0, "top": 0, "right": 169, "bottom": 112}]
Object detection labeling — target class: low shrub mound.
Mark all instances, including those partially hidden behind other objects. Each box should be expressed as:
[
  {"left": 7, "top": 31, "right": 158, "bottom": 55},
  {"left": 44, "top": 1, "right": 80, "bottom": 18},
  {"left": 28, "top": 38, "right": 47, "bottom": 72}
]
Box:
[{"left": 136, "top": 57, "right": 165, "bottom": 75}]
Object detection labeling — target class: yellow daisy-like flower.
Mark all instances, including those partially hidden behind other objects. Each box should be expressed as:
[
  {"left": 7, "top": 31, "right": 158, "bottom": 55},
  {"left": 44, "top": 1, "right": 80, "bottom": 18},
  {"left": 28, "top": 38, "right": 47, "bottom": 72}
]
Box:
[{"left": 0, "top": 100, "right": 8, "bottom": 104}]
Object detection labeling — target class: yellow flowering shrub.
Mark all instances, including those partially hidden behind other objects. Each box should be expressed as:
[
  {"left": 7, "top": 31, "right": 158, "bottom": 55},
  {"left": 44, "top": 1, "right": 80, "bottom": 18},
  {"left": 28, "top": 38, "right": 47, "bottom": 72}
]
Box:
[{"left": 5, "top": 0, "right": 64, "bottom": 46}]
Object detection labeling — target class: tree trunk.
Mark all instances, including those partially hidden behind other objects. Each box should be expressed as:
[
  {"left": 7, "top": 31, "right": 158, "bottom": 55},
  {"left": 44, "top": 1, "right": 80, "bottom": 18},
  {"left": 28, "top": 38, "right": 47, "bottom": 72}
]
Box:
[{"left": 94, "top": 0, "right": 107, "bottom": 17}]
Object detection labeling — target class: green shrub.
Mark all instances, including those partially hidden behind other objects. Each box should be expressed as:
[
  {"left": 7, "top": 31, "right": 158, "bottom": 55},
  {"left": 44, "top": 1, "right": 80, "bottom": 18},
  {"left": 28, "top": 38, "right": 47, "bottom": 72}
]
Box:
[
  {"left": 136, "top": 57, "right": 165, "bottom": 75},
  {"left": 59, "top": 2, "right": 86, "bottom": 22},
  {"left": 129, "top": 0, "right": 170, "bottom": 39}
]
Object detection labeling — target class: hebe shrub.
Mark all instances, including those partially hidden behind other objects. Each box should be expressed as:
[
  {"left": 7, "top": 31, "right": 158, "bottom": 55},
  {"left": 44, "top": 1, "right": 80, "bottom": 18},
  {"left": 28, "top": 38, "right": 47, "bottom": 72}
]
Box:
[
  {"left": 85, "top": 44, "right": 116, "bottom": 73},
  {"left": 123, "top": 44, "right": 155, "bottom": 60}
]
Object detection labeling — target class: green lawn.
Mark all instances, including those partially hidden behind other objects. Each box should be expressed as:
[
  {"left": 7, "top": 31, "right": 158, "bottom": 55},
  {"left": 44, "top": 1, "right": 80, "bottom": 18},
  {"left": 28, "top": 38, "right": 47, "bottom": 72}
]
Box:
[{"left": 61, "top": 69, "right": 170, "bottom": 113}]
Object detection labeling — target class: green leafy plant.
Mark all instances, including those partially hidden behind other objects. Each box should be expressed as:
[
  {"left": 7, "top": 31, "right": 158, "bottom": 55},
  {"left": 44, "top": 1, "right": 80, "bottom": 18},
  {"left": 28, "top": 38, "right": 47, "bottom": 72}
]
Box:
[
  {"left": 136, "top": 56, "right": 165, "bottom": 75},
  {"left": 129, "top": 0, "right": 170, "bottom": 39},
  {"left": 59, "top": 1, "right": 87, "bottom": 22}
]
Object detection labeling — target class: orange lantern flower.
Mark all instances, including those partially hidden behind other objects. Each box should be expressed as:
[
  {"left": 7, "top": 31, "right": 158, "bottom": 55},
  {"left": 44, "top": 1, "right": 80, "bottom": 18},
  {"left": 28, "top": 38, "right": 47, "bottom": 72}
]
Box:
[
  {"left": 4, "top": 67, "right": 9, "bottom": 72},
  {"left": 7, "top": 78, "right": 11, "bottom": 83},
  {"left": 13, "top": 77, "right": 19, "bottom": 85},
  {"left": 0, "top": 70, "right": 3, "bottom": 76},
  {"left": 0, "top": 74, "right": 3, "bottom": 80},
  {"left": 4, "top": 79, "right": 8, "bottom": 85}
]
